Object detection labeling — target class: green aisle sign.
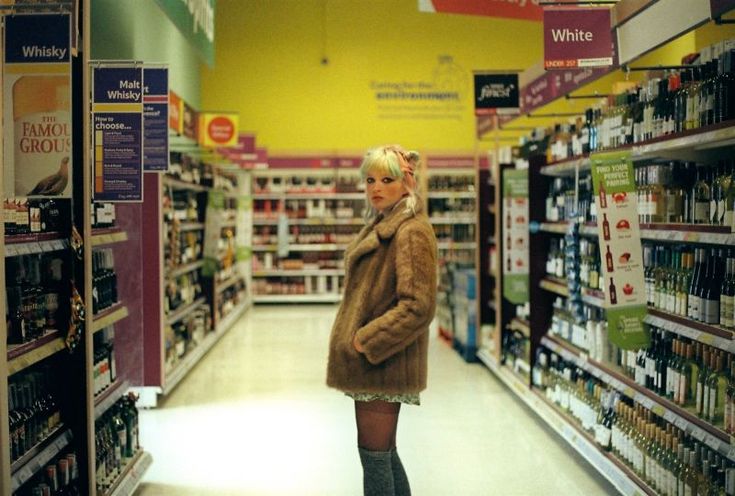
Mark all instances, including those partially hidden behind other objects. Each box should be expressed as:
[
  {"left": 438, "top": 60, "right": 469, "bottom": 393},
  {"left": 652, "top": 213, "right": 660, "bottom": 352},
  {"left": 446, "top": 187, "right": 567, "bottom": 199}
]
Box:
[
  {"left": 590, "top": 151, "right": 649, "bottom": 350},
  {"left": 502, "top": 169, "right": 529, "bottom": 304},
  {"left": 155, "top": 0, "right": 215, "bottom": 67}
]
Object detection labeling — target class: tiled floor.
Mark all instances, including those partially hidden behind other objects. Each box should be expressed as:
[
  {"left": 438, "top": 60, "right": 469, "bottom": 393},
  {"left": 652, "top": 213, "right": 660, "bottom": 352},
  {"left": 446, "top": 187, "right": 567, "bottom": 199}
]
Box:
[{"left": 134, "top": 304, "right": 616, "bottom": 496}]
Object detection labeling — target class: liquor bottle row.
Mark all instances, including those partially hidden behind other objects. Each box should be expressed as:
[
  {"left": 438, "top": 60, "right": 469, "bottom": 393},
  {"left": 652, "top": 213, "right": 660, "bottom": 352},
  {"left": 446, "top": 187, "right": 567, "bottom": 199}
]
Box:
[
  {"left": 427, "top": 197, "right": 475, "bottom": 215},
  {"left": 435, "top": 224, "right": 476, "bottom": 244},
  {"left": 93, "top": 326, "right": 117, "bottom": 398},
  {"left": 643, "top": 244, "right": 735, "bottom": 328},
  {"left": 253, "top": 198, "right": 362, "bottom": 220},
  {"left": 634, "top": 160, "right": 735, "bottom": 228},
  {"left": 94, "top": 395, "right": 140, "bottom": 495},
  {"left": 164, "top": 230, "right": 203, "bottom": 268},
  {"left": 17, "top": 450, "right": 81, "bottom": 496},
  {"left": 532, "top": 348, "right": 735, "bottom": 495},
  {"left": 217, "top": 280, "right": 247, "bottom": 322},
  {"left": 92, "top": 248, "right": 118, "bottom": 315},
  {"left": 91, "top": 202, "right": 116, "bottom": 230},
  {"left": 168, "top": 152, "right": 214, "bottom": 186},
  {"left": 253, "top": 174, "right": 361, "bottom": 194},
  {"left": 9, "top": 368, "right": 62, "bottom": 463},
  {"left": 163, "top": 189, "right": 202, "bottom": 224},
  {"left": 252, "top": 252, "right": 343, "bottom": 271},
  {"left": 549, "top": 300, "right": 609, "bottom": 362},
  {"left": 252, "top": 275, "right": 342, "bottom": 296},
  {"left": 545, "top": 176, "right": 593, "bottom": 224},
  {"left": 427, "top": 175, "right": 475, "bottom": 192},
  {"left": 543, "top": 40, "right": 735, "bottom": 163},
  {"left": 164, "top": 270, "right": 203, "bottom": 314},
  {"left": 252, "top": 225, "right": 361, "bottom": 246},
  {"left": 3, "top": 197, "right": 68, "bottom": 236},
  {"left": 6, "top": 252, "right": 65, "bottom": 345},
  {"left": 547, "top": 238, "right": 603, "bottom": 293},
  {"left": 164, "top": 306, "right": 211, "bottom": 370}
]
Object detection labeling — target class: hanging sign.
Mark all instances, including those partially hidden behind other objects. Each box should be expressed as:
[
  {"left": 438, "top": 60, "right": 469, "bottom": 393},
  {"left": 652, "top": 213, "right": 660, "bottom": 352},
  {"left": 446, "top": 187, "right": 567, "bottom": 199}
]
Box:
[
  {"left": 711, "top": 0, "right": 735, "bottom": 17},
  {"left": 92, "top": 65, "right": 144, "bottom": 202},
  {"left": 199, "top": 112, "right": 239, "bottom": 148},
  {"left": 474, "top": 73, "right": 519, "bottom": 116},
  {"left": 3, "top": 13, "right": 72, "bottom": 198},
  {"left": 544, "top": 7, "right": 614, "bottom": 69},
  {"left": 154, "top": 0, "right": 215, "bottom": 67},
  {"left": 419, "top": 0, "right": 543, "bottom": 22},
  {"left": 143, "top": 67, "right": 169, "bottom": 172},
  {"left": 591, "top": 151, "right": 649, "bottom": 350},
  {"left": 169, "top": 90, "right": 183, "bottom": 133},
  {"left": 502, "top": 169, "right": 529, "bottom": 304},
  {"left": 182, "top": 100, "right": 199, "bottom": 142}
]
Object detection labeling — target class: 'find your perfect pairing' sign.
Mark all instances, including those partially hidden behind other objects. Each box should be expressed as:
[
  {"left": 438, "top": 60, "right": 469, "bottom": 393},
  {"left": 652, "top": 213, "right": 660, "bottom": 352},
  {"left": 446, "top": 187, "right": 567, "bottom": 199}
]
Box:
[{"left": 543, "top": 6, "right": 614, "bottom": 69}]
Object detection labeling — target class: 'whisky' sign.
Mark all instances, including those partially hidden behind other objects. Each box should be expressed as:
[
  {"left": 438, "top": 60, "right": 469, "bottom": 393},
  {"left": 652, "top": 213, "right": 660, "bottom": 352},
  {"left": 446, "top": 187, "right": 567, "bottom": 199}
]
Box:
[{"left": 3, "top": 14, "right": 72, "bottom": 199}]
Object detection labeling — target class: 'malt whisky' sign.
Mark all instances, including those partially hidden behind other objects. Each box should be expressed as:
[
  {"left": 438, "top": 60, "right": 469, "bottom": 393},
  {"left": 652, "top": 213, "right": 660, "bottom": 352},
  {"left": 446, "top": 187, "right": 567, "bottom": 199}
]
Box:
[
  {"left": 591, "top": 151, "right": 649, "bottom": 350},
  {"left": 3, "top": 14, "right": 72, "bottom": 198}
]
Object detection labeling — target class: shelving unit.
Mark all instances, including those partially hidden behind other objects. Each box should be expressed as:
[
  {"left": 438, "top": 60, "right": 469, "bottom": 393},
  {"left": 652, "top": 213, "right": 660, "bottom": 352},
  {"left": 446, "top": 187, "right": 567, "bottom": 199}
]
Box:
[
  {"left": 476, "top": 3, "right": 735, "bottom": 494},
  {"left": 140, "top": 151, "right": 252, "bottom": 405}
]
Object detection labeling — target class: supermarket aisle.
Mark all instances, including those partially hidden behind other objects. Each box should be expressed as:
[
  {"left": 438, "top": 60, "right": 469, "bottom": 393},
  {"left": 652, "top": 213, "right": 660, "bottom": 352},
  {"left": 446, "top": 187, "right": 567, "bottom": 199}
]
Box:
[{"left": 134, "top": 305, "right": 615, "bottom": 496}]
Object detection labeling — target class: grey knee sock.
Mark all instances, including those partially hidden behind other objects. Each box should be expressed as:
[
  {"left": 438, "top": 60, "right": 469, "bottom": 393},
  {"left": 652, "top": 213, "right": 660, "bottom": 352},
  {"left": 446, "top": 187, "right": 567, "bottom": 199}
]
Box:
[
  {"left": 390, "top": 449, "right": 411, "bottom": 496},
  {"left": 358, "top": 448, "right": 395, "bottom": 496}
]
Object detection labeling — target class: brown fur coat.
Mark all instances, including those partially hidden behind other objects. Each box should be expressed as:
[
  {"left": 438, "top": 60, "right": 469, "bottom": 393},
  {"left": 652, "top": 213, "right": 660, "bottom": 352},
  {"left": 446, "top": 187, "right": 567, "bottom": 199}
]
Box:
[{"left": 326, "top": 199, "right": 437, "bottom": 395}]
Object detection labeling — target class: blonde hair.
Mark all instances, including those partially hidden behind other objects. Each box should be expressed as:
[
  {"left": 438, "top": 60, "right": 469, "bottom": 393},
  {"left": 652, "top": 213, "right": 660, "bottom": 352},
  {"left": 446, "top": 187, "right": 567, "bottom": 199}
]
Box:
[{"left": 360, "top": 145, "right": 421, "bottom": 219}]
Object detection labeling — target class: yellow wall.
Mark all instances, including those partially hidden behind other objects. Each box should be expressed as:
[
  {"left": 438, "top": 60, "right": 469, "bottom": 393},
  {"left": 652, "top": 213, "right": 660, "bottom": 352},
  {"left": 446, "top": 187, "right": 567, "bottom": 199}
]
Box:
[{"left": 202, "top": 0, "right": 543, "bottom": 154}]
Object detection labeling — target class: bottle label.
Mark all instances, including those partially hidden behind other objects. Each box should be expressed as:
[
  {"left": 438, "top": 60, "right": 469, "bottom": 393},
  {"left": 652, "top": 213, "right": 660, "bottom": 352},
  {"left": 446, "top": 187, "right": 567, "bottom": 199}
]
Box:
[
  {"left": 705, "top": 299, "right": 720, "bottom": 324},
  {"left": 695, "top": 202, "right": 710, "bottom": 223},
  {"left": 709, "top": 386, "right": 717, "bottom": 422}
]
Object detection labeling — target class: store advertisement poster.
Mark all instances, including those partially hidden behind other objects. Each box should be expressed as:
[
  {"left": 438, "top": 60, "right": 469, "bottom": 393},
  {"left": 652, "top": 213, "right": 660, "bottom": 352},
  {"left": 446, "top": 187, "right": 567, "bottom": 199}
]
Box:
[
  {"left": 199, "top": 112, "right": 239, "bottom": 148},
  {"left": 543, "top": 7, "right": 614, "bottom": 69},
  {"left": 502, "top": 169, "right": 529, "bottom": 304},
  {"left": 202, "top": 190, "right": 225, "bottom": 277},
  {"left": 169, "top": 90, "right": 183, "bottom": 133},
  {"left": 92, "top": 66, "right": 144, "bottom": 202},
  {"left": 473, "top": 73, "right": 519, "bottom": 116},
  {"left": 3, "top": 14, "right": 72, "bottom": 198},
  {"left": 591, "top": 151, "right": 650, "bottom": 349},
  {"left": 143, "top": 67, "right": 169, "bottom": 172},
  {"left": 182, "top": 100, "right": 199, "bottom": 142}
]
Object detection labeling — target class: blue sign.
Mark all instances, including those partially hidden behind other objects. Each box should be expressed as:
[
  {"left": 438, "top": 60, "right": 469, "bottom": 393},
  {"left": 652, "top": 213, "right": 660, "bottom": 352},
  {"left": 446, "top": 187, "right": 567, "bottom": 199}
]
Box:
[
  {"left": 143, "top": 67, "right": 169, "bottom": 172},
  {"left": 5, "top": 14, "right": 70, "bottom": 64},
  {"left": 92, "top": 66, "right": 144, "bottom": 202}
]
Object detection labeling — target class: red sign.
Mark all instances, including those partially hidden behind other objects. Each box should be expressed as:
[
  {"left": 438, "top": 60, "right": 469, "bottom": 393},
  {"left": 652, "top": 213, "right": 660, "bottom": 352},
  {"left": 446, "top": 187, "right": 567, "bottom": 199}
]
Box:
[
  {"left": 520, "top": 66, "right": 610, "bottom": 114},
  {"left": 199, "top": 113, "right": 239, "bottom": 147},
  {"left": 182, "top": 101, "right": 198, "bottom": 141},
  {"left": 419, "top": 0, "right": 542, "bottom": 22},
  {"left": 169, "top": 91, "right": 182, "bottom": 133},
  {"left": 544, "top": 7, "right": 613, "bottom": 70}
]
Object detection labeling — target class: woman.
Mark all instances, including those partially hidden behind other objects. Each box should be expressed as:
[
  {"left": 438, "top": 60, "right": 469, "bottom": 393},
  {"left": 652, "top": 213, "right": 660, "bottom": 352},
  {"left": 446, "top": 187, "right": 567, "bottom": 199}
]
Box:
[{"left": 326, "top": 145, "right": 438, "bottom": 496}]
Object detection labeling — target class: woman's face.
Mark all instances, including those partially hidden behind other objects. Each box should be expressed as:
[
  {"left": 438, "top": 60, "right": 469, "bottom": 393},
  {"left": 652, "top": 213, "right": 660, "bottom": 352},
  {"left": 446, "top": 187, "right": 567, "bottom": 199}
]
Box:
[{"left": 365, "top": 171, "right": 407, "bottom": 213}]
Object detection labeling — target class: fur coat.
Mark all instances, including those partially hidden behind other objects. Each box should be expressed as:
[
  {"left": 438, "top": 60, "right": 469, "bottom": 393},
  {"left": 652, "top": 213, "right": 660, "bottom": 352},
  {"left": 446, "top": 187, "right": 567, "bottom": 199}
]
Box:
[{"left": 326, "top": 199, "right": 437, "bottom": 395}]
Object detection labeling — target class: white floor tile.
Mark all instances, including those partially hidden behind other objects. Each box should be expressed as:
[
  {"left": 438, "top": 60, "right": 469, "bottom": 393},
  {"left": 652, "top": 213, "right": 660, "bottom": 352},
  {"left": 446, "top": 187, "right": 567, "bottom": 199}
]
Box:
[{"left": 134, "top": 305, "right": 616, "bottom": 495}]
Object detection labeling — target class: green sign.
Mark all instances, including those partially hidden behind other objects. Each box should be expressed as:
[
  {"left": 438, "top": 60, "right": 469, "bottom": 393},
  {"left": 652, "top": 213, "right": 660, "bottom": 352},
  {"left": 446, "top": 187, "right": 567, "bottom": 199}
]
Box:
[
  {"left": 591, "top": 150, "right": 649, "bottom": 350},
  {"left": 502, "top": 169, "right": 529, "bottom": 304},
  {"left": 155, "top": 0, "right": 215, "bottom": 67}
]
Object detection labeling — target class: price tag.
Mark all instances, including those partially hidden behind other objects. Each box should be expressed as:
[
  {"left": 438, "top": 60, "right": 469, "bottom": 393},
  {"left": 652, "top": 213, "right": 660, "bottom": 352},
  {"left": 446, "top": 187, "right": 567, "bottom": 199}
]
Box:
[
  {"left": 652, "top": 405, "right": 665, "bottom": 416},
  {"left": 52, "top": 239, "right": 66, "bottom": 251},
  {"left": 31, "top": 242, "right": 43, "bottom": 254},
  {"left": 699, "top": 333, "right": 715, "bottom": 345},
  {"left": 16, "top": 244, "right": 31, "bottom": 255},
  {"left": 6, "top": 244, "right": 18, "bottom": 257}
]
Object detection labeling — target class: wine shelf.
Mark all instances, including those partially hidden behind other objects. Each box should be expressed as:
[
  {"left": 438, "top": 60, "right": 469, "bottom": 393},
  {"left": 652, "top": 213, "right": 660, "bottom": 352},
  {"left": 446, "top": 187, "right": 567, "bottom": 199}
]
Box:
[
  {"left": 215, "top": 275, "right": 245, "bottom": 294},
  {"left": 253, "top": 269, "right": 344, "bottom": 277},
  {"left": 539, "top": 276, "right": 606, "bottom": 308},
  {"left": 437, "top": 242, "right": 476, "bottom": 250},
  {"left": 539, "top": 156, "right": 591, "bottom": 177},
  {"left": 106, "top": 450, "right": 153, "bottom": 496},
  {"left": 540, "top": 335, "right": 735, "bottom": 462},
  {"left": 252, "top": 217, "right": 364, "bottom": 226},
  {"left": 166, "top": 297, "right": 207, "bottom": 326},
  {"left": 162, "top": 176, "right": 208, "bottom": 192},
  {"left": 8, "top": 333, "right": 66, "bottom": 376},
  {"left": 631, "top": 121, "right": 735, "bottom": 160},
  {"left": 11, "top": 427, "right": 73, "bottom": 492},
  {"left": 252, "top": 192, "right": 365, "bottom": 200},
  {"left": 94, "top": 380, "right": 131, "bottom": 419},
  {"left": 253, "top": 293, "right": 342, "bottom": 303},
  {"left": 430, "top": 217, "right": 476, "bottom": 224},
  {"left": 427, "top": 191, "right": 476, "bottom": 199},
  {"left": 252, "top": 244, "right": 348, "bottom": 252},
  {"left": 91, "top": 229, "right": 129, "bottom": 247},
  {"left": 477, "top": 349, "right": 650, "bottom": 496},
  {"left": 644, "top": 308, "right": 735, "bottom": 353},
  {"left": 508, "top": 317, "right": 531, "bottom": 338},
  {"left": 540, "top": 221, "right": 735, "bottom": 246},
  {"left": 5, "top": 237, "right": 69, "bottom": 258},
  {"left": 92, "top": 304, "right": 129, "bottom": 334},
  {"left": 178, "top": 222, "right": 206, "bottom": 232},
  {"left": 167, "top": 260, "right": 205, "bottom": 279}
]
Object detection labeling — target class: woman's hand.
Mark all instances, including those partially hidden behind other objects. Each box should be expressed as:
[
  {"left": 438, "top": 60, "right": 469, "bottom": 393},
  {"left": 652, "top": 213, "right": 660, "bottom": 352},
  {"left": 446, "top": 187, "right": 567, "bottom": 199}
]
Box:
[{"left": 353, "top": 335, "right": 365, "bottom": 353}]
